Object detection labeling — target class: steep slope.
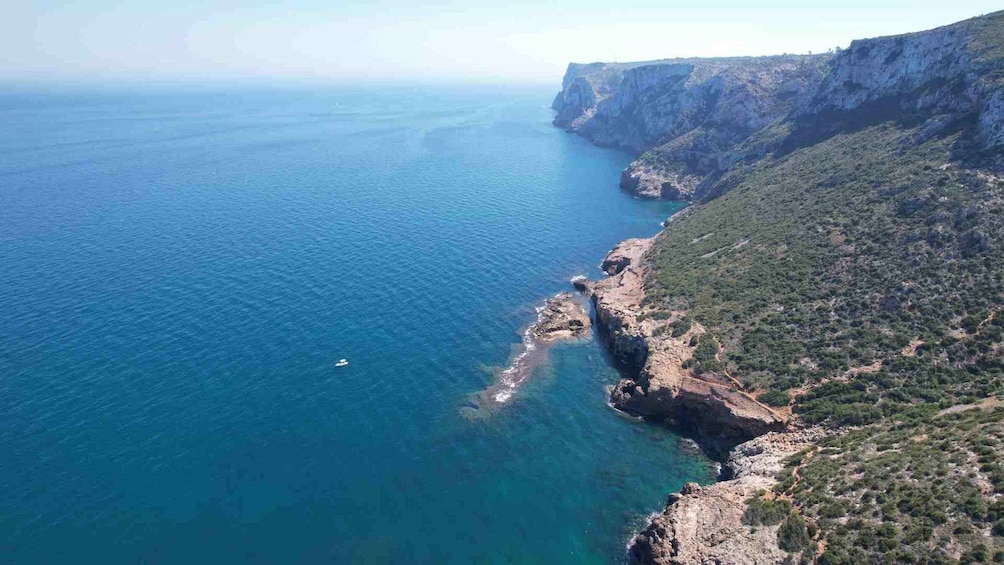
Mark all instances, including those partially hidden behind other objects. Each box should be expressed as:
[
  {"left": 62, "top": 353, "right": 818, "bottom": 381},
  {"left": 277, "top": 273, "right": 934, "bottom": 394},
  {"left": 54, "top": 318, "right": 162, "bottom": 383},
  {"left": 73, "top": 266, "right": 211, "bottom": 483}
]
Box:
[
  {"left": 554, "top": 12, "right": 1004, "bottom": 202},
  {"left": 554, "top": 55, "right": 830, "bottom": 200},
  {"left": 561, "top": 10, "right": 1004, "bottom": 565}
]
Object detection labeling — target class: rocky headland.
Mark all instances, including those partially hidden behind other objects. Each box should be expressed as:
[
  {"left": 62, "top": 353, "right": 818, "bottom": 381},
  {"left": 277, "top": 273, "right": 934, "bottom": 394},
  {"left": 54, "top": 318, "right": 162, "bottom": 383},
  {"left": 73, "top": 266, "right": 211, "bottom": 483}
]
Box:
[
  {"left": 569, "top": 235, "right": 812, "bottom": 564},
  {"left": 532, "top": 292, "right": 591, "bottom": 342},
  {"left": 600, "top": 238, "right": 653, "bottom": 276},
  {"left": 585, "top": 242, "right": 829, "bottom": 562},
  {"left": 553, "top": 13, "right": 1004, "bottom": 203},
  {"left": 629, "top": 430, "right": 824, "bottom": 565},
  {"left": 559, "top": 11, "right": 1004, "bottom": 563},
  {"left": 583, "top": 239, "right": 787, "bottom": 459}
]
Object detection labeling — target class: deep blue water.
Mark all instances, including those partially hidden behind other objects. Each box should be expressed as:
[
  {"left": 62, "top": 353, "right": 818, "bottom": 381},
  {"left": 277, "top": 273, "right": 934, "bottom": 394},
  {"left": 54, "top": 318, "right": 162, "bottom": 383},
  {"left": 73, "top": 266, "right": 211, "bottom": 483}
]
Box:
[{"left": 0, "top": 85, "right": 712, "bottom": 564}]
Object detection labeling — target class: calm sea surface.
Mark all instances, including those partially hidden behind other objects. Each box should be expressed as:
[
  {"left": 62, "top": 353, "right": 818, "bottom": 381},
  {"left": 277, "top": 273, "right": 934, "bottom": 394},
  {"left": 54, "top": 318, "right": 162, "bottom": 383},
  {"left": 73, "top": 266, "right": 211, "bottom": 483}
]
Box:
[{"left": 0, "top": 85, "right": 712, "bottom": 564}]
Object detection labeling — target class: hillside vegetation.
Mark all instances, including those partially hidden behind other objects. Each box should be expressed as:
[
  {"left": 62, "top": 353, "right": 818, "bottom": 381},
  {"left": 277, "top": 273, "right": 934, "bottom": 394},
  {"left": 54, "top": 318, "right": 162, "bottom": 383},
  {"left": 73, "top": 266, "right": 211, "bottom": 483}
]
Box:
[{"left": 630, "top": 12, "right": 1004, "bottom": 564}]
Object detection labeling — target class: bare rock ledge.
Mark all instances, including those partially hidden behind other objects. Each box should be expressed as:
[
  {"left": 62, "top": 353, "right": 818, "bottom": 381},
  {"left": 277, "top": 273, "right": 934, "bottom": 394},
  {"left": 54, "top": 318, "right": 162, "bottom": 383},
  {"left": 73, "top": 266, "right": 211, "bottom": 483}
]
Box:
[
  {"left": 629, "top": 430, "right": 823, "bottom": 565},
  {"left": 533, "top": 293, "right": 591, "bottom": 342},
  {"left": 600, "top": 237, "right": 654, "bottom": 276}
]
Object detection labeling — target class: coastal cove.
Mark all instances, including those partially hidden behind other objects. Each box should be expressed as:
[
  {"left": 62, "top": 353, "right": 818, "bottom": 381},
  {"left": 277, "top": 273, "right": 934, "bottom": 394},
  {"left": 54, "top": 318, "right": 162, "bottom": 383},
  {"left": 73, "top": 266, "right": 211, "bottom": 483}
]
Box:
[{"left": 0, "top": 86, "right": 714, "bottom": 563}]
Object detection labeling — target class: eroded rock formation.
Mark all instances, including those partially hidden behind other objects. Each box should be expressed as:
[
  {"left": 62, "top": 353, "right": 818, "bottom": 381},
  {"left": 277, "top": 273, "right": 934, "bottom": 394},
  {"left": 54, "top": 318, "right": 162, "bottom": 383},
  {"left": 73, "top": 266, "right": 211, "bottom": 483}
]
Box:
[
  {"left": 628, "top": 431, "right": 823, "bottom": 565},
  {"left": 533, "top": 293, "right": 591, "bottom": 342},
  {"left": 600, "top": 237, "right": 653, "bottom": 275},
  {"left": 589, "top": 239, "right": 786, "bottom": 456},
  {"left": 553, "top": 14, "right": 1004, "bottom": 202}
]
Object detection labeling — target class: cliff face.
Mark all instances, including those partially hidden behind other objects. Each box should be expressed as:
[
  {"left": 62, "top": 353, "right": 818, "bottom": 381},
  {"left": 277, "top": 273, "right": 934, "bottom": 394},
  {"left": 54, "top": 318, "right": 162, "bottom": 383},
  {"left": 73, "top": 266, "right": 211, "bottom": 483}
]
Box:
[
  {"left": 553, "top": 55, "right": 830, "bottom": 200},
  {"left": 553, "top": 56, "right": 828, "bottom": 152},
  {"left": 807, "top": 22, "right": 981, "bottom": 116},
  {"left": 553, "top": 11, "right": 1004, "bottom": 201},
  {"left": 551, "top": 60, "right": 663, "bottom": 130},
  {"left": 589, "top": 239, "right": 786, "bottom": 459}
]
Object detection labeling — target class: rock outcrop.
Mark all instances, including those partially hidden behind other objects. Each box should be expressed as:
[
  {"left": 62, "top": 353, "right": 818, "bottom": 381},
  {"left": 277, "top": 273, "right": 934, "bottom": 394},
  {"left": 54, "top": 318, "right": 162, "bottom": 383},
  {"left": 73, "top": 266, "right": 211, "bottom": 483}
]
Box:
[
  {"left": 601, "top": 238, "right": 653, "bottom": 275},
  {"left": 628, "top": 430, "right": 823, "bottom": 565},
  {"left": 620, "top": 163, "right": 700, "bottom": 200},
  {"left": 533, "top": 293, "right": 591, "bottom": 341},
  {"left": 589, "top": 235, "right": 786, "bottom": 457},
  {"left": 476, "top": 293, "right": 591, "bottom": 407},
  {"left": 553, "top": 11, "right": 1004, "bottom": 202},
  {"left": 569, "top": 275, "right": 593, "bottom": 293}
]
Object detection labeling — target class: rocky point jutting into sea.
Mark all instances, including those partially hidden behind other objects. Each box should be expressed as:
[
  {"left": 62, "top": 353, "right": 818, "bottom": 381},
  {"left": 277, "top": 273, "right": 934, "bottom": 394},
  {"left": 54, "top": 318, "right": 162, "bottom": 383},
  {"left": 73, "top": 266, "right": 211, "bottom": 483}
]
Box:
[
  {"left": 557, "top": 10, "right": 1004, "bottom": 564},
  {"left": 475, "top": 293, "right": 591, "bottom": 408}
]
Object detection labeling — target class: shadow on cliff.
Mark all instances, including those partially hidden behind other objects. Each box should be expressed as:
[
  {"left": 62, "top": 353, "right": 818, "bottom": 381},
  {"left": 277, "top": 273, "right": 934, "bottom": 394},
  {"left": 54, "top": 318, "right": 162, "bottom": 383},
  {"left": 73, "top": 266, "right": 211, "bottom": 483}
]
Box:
[{"left": 587, "top": 301, "right": 751, "bottom": 467}]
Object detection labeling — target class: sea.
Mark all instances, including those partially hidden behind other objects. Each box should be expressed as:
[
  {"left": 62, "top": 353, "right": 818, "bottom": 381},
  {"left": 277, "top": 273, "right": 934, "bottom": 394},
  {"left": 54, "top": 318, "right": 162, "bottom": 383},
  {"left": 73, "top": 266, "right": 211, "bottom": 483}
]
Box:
[{"left": 0, "top": 84, "right": 714, "bottom": 564}]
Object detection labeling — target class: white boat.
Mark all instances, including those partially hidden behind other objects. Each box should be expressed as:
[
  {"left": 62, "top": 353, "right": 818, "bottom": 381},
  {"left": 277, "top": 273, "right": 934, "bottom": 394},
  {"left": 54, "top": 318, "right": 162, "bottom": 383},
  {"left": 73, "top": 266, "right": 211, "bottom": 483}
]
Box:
[{"left": 335, "top": 359, "right": 349, "bottom": 367}]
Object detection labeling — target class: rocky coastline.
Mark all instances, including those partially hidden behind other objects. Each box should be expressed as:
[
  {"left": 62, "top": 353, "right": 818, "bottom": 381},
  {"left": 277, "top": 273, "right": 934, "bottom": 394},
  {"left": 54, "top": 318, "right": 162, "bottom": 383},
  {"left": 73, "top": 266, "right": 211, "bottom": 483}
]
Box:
[
  {"left": 555, "top": 10, "right": 1004, "bottom": 563},
  {"left": 579, "top": 237, "right": 819, "bottom": 563},
  {"left": 585, "top": 239, "right": 788, "bottom": 455},
  {"left": 553, "top": 15, "right": 1004, "bottom": 204},
  {"left": 629, "top": 430, "right": 825, "bottom": 565}
]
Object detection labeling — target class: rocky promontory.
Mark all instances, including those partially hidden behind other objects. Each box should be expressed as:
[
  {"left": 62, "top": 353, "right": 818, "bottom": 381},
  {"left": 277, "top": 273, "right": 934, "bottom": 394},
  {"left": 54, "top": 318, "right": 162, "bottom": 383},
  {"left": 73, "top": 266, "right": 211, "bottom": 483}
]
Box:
[
  {"left": 600, "top": 238, "right": 653, "bottom": 275},
  {"left": 628, "top": 430, "right": 823, "bottom": 565},
  {"left": 588, "top": 237, "right": 786, "bottom": 457},
  {"left": 533, "top": 292, "right": 591, "bottom": 341},
  {"left": 553, "top": 55, "right": 830, "bottom": 202},
  {"left": 583, "top": 220, "right": 795, "bottom": 562},
  {"left": 554, "top": 13, "right": 1004, "bottom": 203},
  {"left": 475, "top": 293, "right": 591, "bottom": 407}
]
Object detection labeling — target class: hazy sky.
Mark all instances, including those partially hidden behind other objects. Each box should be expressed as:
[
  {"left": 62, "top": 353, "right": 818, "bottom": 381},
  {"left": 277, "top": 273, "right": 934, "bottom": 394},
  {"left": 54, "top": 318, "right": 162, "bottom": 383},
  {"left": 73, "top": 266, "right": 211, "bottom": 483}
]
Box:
[{"left": 6, "top": 1, "right": 1003, "bottom": 85}]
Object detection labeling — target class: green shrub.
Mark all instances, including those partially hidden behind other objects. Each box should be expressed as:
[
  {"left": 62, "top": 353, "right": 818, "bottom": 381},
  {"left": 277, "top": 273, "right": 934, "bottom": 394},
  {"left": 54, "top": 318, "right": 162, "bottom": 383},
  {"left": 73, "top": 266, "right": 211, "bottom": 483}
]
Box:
[
  {"left": 759, "top": 389, "right": 790, "bottom": 407},
  {"left": 777, "top": 514, "right": 812, "bottom": 552},
  {"left": 671, "top": 316, "right": 694, "bottom": 337},
  {"left": 743, "top": 497, "right": 793, "bottom": 526}
]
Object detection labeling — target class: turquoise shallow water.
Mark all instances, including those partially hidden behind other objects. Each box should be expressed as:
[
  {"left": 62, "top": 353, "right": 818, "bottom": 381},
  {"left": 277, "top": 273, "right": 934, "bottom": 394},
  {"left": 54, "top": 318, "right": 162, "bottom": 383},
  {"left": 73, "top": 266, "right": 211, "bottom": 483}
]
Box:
[{"left": 0, "top": 85, "right": 713, "bottom": 564}]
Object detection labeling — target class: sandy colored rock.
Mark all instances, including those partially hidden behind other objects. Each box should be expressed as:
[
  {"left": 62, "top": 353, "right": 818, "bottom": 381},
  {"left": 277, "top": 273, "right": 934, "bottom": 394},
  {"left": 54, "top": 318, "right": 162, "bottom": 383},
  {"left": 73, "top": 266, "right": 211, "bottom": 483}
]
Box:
[
  {"left": 629, "top": 431, "right": 824, "bottom": 565},
  {"left": 533, "top": 293, "right": 591, "bottom": 341},
  {"left": 726, "top": 429, "right": 825, "bottom": 480},
  {"left": 601, "top": 237, "right": 654, "bottom": 275},
  {"left": 620, "top": 163, "right": 700, "bottom": 200},
  {"left": 589, "top": 236, "right": 800, "bottom": 562},
  {"left": 630, "top": 475, "right": 783, "bottom": 565},
  {"left": 591, "top": 256, "right": 786, "bottom": 452}
]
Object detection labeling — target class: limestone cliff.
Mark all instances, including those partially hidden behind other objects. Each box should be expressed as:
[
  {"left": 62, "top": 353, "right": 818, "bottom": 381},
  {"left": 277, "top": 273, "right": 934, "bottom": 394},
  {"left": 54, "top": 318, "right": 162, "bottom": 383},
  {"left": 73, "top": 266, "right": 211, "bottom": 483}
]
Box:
[
  {"left": 553, "top": 11, "right": 1004, "bottom": 201},
  {"left": 588, "top": 238, "right": 786, "bottom": 459},
  {"left": 553, "top": 55, "right": 829, "bottom": 200}
]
